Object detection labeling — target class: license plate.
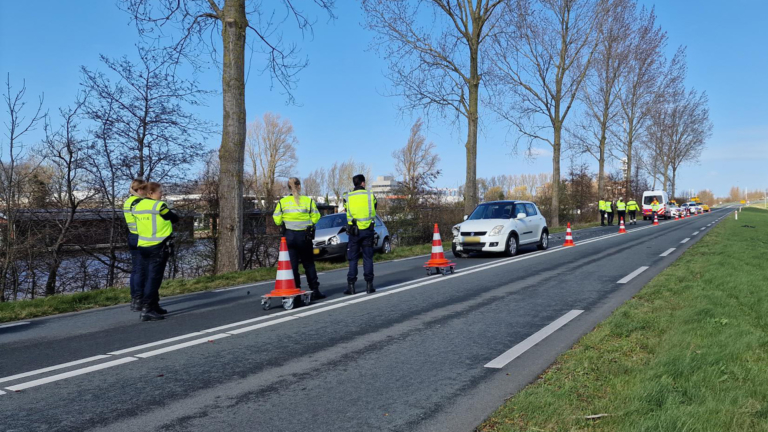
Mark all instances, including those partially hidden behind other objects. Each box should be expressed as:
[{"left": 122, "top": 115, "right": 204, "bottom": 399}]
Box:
[
  {"left": 463, "top": 237, "right": 481, "bottom": 243},
  {"left": 313, "top": 248, "right": 320, "bottom": 255}
]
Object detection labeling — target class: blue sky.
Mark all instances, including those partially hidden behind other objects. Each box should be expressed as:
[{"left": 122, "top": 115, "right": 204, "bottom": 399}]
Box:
[{"left": 1, "top": 0, "right": 766, "bottom": 197}]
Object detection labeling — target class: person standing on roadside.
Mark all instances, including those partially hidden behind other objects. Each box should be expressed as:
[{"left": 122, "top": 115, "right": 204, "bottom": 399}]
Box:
[
  {"left": 598, "top": 198, "right": 607, "bottom": 226},
  {"left": 273, "top": 177, "right": 325, "bottom": 301},
  {"left": 134, "top": 182, "right": 178, "bottom": 321},
  {"left": 123, "top": 178, "right": 147, "bottom": 312},
  {"left": 606, "top": 198, "right": 615, "bottom": 226},
  {"left": 616, "top": 197, "right": 626, "bottom": 226},
  {"left": 626, "top": 197, "right": 640, "bottom": 225},
  {"left": 343, "top": 174, "right": 377, "bottom": 295}
]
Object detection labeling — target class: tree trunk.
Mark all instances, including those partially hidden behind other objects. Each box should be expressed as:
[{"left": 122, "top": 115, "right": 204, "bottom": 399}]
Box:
[
  {"left": 671, "top": 167, "right": 677, "bottom": 198},
  {"left": 597, "top": 134, "right": 606, "bottom": 203},
  {"left": 551, "top": 126, "right": 561, "bottom": 227},
  {"left": 216, "top": 0, "right": 247, "bottom": 274},
  {"left": 625, "top": 125, "right": 634, "bottom": 197},
  {"left": 45, "top": 255, "right": 62, "bottom": 297},
  {"left": 464, "top": 47, "right": 480, "bottom": 216}
]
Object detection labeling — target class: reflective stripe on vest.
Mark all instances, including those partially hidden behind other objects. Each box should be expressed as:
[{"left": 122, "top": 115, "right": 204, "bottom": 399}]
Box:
[
  {"left": 616, "top": 201, "right": 626, "bottom": 211},
  {"left": 134, "top": 199, "right": 173, "bottom": 247},
  {"left": 123, "top": 196, "right": 142, "bottom": 234},
  {"left": 344, "top": 190, "right": 376, "bottom": 229},
  {"left": 274, "top": 196, "right": 319, "bottom": 231}
]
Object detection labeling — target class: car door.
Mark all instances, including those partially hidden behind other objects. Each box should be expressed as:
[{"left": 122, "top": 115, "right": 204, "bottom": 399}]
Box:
[
  {"left": 524, "top": 203, "right": 542, "bottom": 242},
  {"left": 513, "top": 203, "right": 533, "bottom": 244},
  {"left": 374, "top": 216, "right": 384, "bottom": 248}
]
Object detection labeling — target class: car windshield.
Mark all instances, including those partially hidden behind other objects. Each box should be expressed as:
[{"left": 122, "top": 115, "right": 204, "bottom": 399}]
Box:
[
  {"left": 467, "top": 203, "right": 515, "bottom": 220},
  {"left": 316, "top": 213, "right": 347, "bottom": 230},
  {"left": 644, "top": 195, "right": 662, "bottom": 205}
]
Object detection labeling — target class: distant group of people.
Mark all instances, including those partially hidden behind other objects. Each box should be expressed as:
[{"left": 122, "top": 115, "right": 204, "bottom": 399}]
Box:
[
  {"left": 599, "top": 197, "right": 640, "bottom": 226},
  {"left": 272, "top": 174, "right": 378, "bottom": 299},
  {"left": 124, "top": 179, "right": 178, "bottom": 322}
]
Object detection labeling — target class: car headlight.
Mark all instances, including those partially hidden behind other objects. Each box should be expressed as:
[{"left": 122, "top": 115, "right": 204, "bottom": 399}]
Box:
[
  {"left": 489, "top": 225, "right": 505, "bottom": 236},
  {"left": 328, "top": 235, "right": 339, "bottom": 245},
  {"left": 452, "top": 225, "right": 460, "bottom": 237}
]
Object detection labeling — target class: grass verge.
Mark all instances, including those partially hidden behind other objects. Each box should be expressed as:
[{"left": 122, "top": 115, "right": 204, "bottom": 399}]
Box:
[
  {"left": 479, "top": 207, "right": 768, "bottom": 431},
  {"left": 0, "top": 241, "right": 447, "bottom": 323}
]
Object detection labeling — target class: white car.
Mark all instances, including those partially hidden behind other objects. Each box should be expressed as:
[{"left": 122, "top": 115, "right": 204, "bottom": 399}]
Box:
[
  {"left": 451, "top": 200, "right": 548, "bottom": 258},
  {"left": 681, "top": 202, "right": 702, "bottom": 215},
  {"left": 666, "top": 205, "right": 682, "bottom": 218}
]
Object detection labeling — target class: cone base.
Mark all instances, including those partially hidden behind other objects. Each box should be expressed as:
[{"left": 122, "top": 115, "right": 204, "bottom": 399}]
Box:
[
  {"left": 424, "top": 261, "right": 455, "bottom": 268},
  {"left": 563, "top": 242, "right": 575, "bottom": 247},
  {"left": 264, "top": 288, "right": 307, "bottom": 298}
]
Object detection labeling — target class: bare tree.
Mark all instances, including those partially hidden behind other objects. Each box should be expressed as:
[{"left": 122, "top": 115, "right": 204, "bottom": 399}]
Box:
[
  {"left": 490, "top": 0, "right": 604, "bottom": 227},
  {"left": 245, "top": 112, "right": 298, "bottom": 209},
  {"left": 393, "top": 118, "right": 441, "bottom": 198},
  {"left": 120, "top": 0, "right": 336, "bottom": 274},
  {"left": 361, "top": 0, "right": 505, "bottom": 215},
  {"left": 326, "top": 159, "right": 372, "bottom": 205},
  {"left": 666, "top": 88, "right": 712, "bottom": 198},
  {"left": 613, "top": 5, "right": 666, "bottom": 195},
  {"left": 304, "top": 167, "right": 327, "bottom": 201}
]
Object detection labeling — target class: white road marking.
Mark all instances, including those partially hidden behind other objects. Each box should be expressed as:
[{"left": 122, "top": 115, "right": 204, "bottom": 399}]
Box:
[
  {"left": 107, "top": 333, "right": 206, "bottom": 355},
  {"left": 134, "top": 334, "right": 232, "bottom": 358},
  {"left": 617, "top": 266, "right": 649, "bottom": 284},
  {"left": 681, "top": 238, "right": 690, "bottom": 243},
  {"left": 226, "top": 316, "right": 299, "bottom": 334},
  {"left": 0, "top": 355, "right": 113, "bottom": 384},
  {"left": 660, "top": 248, "right": 676, "bottom": 257},
  {"left": 693, "top": 231, "right": 699, "bottom": 235},
  {"left": 0, "top": 321, "right": 30, "bottom": 329},
  {"left": 484, "top": 310, "right": 584, "bottom": 369},
  {"left": 213, "top": 281, "right": 271, "bottom": 292},
  {"left": 5, "top": 357, "right": 138, "bottom": 391},
  {"left": 0, "top": 390, "right": 5, "bottom": 395}
]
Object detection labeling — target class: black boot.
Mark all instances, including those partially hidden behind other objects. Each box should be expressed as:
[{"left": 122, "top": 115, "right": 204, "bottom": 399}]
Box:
[
  {"left": 311, "top": 287, "right": 326, "bottom": 300},
  {"left": 130, "top": 298, "right": 141, "bottom": 312},
  {"left": 153, "top": 303, "right": 168, "bottom": 315},
  {"left": 141, "top": 306, "right": 164, "bottom": 321},
  {"left": 344, "top": 282, "right": 355, "bottom": 295},
  {"left": 366, "top": 281, "right": 375, "bottom": 294}
]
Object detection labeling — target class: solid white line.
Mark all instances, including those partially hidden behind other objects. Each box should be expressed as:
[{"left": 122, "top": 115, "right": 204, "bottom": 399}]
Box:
[
  {"left": 134, "top": 334, "right": 232, "bottom": 358},
  {"left": 107, "top": 333, "right": 206, "bottom": 355},
  {"left": 0, "top": 321, "right": 30, "bottom": 329},
  {"left": 225, "top": 316, "right": 299, "bottom": 335},
  {"left": 617, "top": 266, "right": 649, "bottom": 284},
  {"left": 681, "top": 238, "right": 690, "bottom": 243},
  {"left": 213, "top": 281, "right": 271, "bottom": 292},
  {"left": 660, "top": 248, "right": 676, "bottom": 257},
  {"left": 0, "top": 355, "right": 113, "bottom": 384},
  {"left": 484, "top": 310, "right": 584, "bottom": 369},
  {"left": 5, "top": 357, "right": 138, "bottom": 391}
]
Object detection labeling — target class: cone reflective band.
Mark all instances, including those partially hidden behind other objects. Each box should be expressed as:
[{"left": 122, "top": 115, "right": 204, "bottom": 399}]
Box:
[
  {"left": 425, "top": 223, "right": 453, "bottom": 267},
  {"left": 653, "top": 213, "right": 659, "bottom": 226},
  {"left": 618, "top": 217, "right": 626, "bottom": 234},
  {"left": 563, "top": 223, "right": 575, "bottom": 247},
  {"left": 267, "top": 237, "right": 302, "bottom": 297}
]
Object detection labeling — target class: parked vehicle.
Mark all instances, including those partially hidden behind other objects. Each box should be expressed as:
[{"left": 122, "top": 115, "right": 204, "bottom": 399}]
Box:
[
  {"left": 642, "top": 190, "right": 670, "bottom": 220},
  {"left": 666, "top": 204, "right": 682, "bottom": 219},
  {"left": 451, "top": 200, "right": 548, "bottom": 258},
  {"left": 312, "top": 213, "right": 391, "bottom": 259},
  {"left": 681, "top": 202, "right": 703, "bottom": 215},
  {"left": 701, "top": 204, "right": 711, "bottom": 212}
]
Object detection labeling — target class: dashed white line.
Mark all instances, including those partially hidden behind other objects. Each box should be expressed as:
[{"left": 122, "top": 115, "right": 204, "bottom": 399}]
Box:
[
  {"left": 681, "top": 238, "right": 690, "bottom": 243},
  {"left": 660, "top": 248, "right": 676, "bottom": 257},
  {"left": 693, "top": 231, "right": 699, "bottom": 235},
  {"left": 484, "top": 310, "right": 584, "bottom": 369},
  {"left": 5, "top": 357, "right": 138, "bottom": 391},
  {"left": 134, "top": 333, "right": 232, "bottom": 358},
  {"left": 0, "top": 355, "right": 113, "bottom": 384},
  {"left": 617, "top": 266, "right": 650, "bottom": 284},
  {"left": 0, "top": 321, "right": 30, "bottom": 329}
]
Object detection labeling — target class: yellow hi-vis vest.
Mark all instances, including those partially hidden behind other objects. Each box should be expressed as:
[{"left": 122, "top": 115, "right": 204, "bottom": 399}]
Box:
[
  {"left": 652, "top": 201, "right": 660, "bottom": 212},
  {"left": 599, "top": 200, "right": 606, "bottom": 211},
  {"left": 627, "top": 200, "right": 639, "bottom": 211},
  {"left": 616, "top": 200, "right": 626, "bottom": 211},
  {"left": 134, "top": 199, "right": 173, "bottom": 247},
  {"left": 273, "top": 195, "right": 320, "bottom": 231},
  {"left": 605, "top": 201, "right": 612, "bottom": 213},
  {"left": 344, "top": 189, "right": 377, "bottom": 230},
  {"left": 123, "top": 195, "right": 142, "bottom": 234}
]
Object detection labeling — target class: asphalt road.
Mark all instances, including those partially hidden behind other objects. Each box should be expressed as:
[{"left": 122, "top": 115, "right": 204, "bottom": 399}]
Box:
[{"left": 0, "top": 208, "right": 732, "bottom": 432}]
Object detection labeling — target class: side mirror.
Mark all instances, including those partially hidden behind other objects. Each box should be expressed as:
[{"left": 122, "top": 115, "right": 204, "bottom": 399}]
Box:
[
  {"left": 517, "top": 213, "right": 527, "bottom": 220},
  {"left": 463, "top": 215, "right": 468, "bottom": 221}
]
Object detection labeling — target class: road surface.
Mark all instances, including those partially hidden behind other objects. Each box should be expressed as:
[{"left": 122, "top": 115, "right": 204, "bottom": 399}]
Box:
[{"left": 0, "top": 208, "right": 731, "bottom": 432}]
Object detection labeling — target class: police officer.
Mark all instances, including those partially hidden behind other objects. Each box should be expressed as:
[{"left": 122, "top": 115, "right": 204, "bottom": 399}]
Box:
[
  {"left": 599, "top": 198, "right": 606, "bottom": 226},
  {"left": 606, "top": 198, "right": 614, "bottom": 226},
  {"left": 627, "top": 197, "right": 639, "bottom": 225},
  {"left": 343, "top": 174, "right": 377, "bottom": 295},
  {"left": 123, "top": 178, "right": 146, "bottom": 312},
  {"left": 272, "top": 177, "right": 325, "bottom": 300},
  {"left": 616, "top": 197, "right": 626, "bottom": 226},
  {"left": 134, "top": 182, "right": 178, "bottom": 321}
]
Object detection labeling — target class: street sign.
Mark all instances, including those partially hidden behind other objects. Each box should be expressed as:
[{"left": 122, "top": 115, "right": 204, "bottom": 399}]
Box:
[{"left": 740, "top": 200, "right": 746, "bottom": 204}]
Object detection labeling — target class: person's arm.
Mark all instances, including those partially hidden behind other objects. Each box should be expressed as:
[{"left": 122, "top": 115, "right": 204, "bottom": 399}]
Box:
[
  {"left": 373, "top": 194, "right": 377, "bottom": 211},
  {"left": 310, "top": 199, "right": 320, "bottom": 225},
  {"left": 159, "top": 204, "right": 180, "bottom": 223},
  {"left": 273, "top": 200, "right": 284, "bottom": 226}
]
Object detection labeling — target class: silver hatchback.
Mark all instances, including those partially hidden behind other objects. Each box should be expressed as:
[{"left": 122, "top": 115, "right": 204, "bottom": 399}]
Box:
[{"left": 312, "top": 213, "right": 392, "bottom": 259}]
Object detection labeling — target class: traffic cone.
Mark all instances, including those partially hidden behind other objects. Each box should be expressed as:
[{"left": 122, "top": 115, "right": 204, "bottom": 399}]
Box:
[
  {"left": 424, "top": 224, "right": 453, "bottom": 268},
  {"left": 618, "top": 217, "right": 627, "bottom": 234},
  {"left": 563, "top": 223, "right": 575, "bottom": 247},
  {"left": 266, "top": 237, "right": 303, "bottom": 297},
  {"left": 674, "top": 212, "right": 679, "bottom": 221},
  {"left": 653, "top": 213, "right": 659, "bottom": 226}
]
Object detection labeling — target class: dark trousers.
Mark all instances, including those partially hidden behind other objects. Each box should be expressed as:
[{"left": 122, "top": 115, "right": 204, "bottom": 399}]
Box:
[
  {"left": 600, "top": 210, "right": 606, "bottom": 225},
  {"left": 139, "top": 243, "right": 169, "bottom": 307},
  {"left": 629, "top": 210, "right": 637, "bottom": 222},
  {"left": 618, "top": 210, "right": 626, "bottom": 223},
  {"left": 607, "top": 212, "right": 614, "bottom": 225},
  {"left": 285, "top": 229, "right": 319, "bottom": 289},
  {"left": 347, "top": 228, "right": 375, "bottom": 283},
  {"left": 128, "top": 233, "right": 145, "bottom": 300}
]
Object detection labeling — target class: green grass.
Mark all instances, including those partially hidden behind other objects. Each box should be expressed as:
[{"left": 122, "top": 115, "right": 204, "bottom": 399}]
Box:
[
  {"left": 0, "top": 241, "right": 448, "bottom": 323},
  {"left": 479, "top": 207, "right": 768, "bottom": 432}
]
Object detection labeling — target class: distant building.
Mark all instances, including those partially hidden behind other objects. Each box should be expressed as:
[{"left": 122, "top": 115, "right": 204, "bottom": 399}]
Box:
[{"left": 370, "top": 176, "right": 399, "bottom": 196}]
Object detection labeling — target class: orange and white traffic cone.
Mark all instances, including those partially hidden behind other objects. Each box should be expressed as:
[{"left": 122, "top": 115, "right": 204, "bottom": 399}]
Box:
[
  {"left": 653, "top": 213, "right": 659, "bottom": 226},
  {"left": 563, "top": 223, "right": 575, "bottom": 247},
  {"left": 618, "top": 217, "right": 627, "bottom": 234},
  {"left": 261, "top": 237, "right": 308, "bottom": 310},
  {"left": 674, "top": 212, "right": 679, "bottom": 221},
  {"left": 424, "top": 224, "right": 455, "bottom": 275}
]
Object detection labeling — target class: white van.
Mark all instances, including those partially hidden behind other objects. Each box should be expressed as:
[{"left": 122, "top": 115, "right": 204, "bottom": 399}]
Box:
[{"left": 642, "top": 190, "right": 670, "bottom": 220}]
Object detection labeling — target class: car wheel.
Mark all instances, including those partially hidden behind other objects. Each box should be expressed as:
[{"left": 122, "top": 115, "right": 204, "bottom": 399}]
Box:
[
  {"left": 451, "top": 242, "right": 467, "bottom": 258},
  {"left": 504, "top": 233, "right": 518, "bottom": 257},
  {"left": 537, "top": 230, "right": 549, "bottom": 250},
  {"left": 381, "top": 237, "right": 391, "bottom": 254}
]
